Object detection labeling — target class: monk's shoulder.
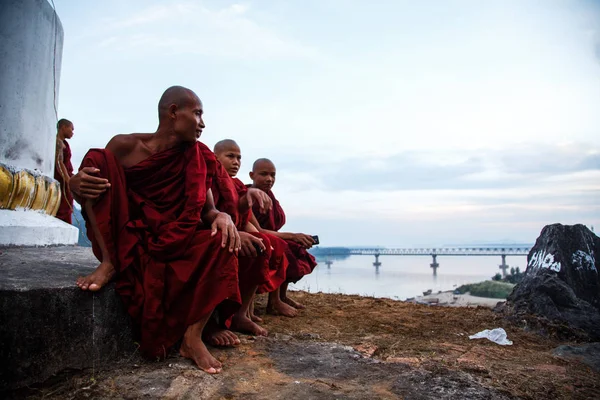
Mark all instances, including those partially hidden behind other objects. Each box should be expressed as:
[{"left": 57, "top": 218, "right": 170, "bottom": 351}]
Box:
[{"left": 106, "top": 133, "right": 149, "bottom": 158}]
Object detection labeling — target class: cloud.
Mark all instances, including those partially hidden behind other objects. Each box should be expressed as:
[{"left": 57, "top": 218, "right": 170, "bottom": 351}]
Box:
[
  {"left": 96, "top": 1, "right": 318, "bottom": 60},
  {"left": 268, "top": 142, "right": 600, "bottom": 192}
]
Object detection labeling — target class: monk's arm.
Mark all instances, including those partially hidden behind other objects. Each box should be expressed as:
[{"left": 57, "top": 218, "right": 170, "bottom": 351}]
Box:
[
  {"left": 204, "top": 189, "right": 241, "bottom": 252},
  {"left": 238, "top": 188, "right": 272, "bottom": 215},
  {"left": 248, "top": 212, "right": 314, "bottom": 247},
  {"left": 55, "top": 140, "right": 70, "bottom": 184},
  {"left": 71, "top": 134, "right": 138, "bottom": 203},
  {"left": 244, "top": 221, "right": 259, "bottom": 233}
]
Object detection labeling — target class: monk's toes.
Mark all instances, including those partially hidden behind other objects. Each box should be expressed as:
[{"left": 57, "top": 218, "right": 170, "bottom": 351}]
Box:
[
  {"left": 88, "top": 283, "right": 102, "bottom": 291},
  {"left": 203, "top": 367, "right": 218, "bottom": 374}
]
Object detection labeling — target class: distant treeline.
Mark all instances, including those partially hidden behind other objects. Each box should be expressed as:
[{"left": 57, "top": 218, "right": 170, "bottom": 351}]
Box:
[{"left": 309, "top": 247, "right": 352, "bottom": 256}]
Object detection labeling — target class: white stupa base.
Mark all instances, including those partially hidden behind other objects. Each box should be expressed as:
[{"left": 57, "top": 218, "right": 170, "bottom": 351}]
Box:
[{"left": 0, "top": 209, "right": 78, "bottom": 246}]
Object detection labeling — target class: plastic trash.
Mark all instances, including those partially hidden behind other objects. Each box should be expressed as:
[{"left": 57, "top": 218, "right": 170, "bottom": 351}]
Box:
[{"left": 468, "top": 328, "right": 513, "bottom": 345}]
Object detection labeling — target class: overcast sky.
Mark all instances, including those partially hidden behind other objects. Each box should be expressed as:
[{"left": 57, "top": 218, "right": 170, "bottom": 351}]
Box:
[{"left": 53, "top": 0, "right": 600, "bottom": 247}]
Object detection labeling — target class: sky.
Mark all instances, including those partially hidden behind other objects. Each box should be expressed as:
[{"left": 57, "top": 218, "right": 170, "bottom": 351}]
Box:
[{"left": 52, "top": 0, "right": 600, "bottom": 247}]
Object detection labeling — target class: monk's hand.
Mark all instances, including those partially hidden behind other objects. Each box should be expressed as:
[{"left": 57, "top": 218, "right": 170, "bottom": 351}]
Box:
[
  {"left": 70, "top": 167, "right": 111, "bottom": 200},
  {"left": 292, "top": 233, "right": 315, "bottom": 249},
  {"left": 239, "top": 232, "right": 266, "bottom": 257},
  {"left": 246, "top": 188, "right": 272, "bottom": 214},
  {"left": 211, "top": 212, "right": 241, "bottom": 253}
]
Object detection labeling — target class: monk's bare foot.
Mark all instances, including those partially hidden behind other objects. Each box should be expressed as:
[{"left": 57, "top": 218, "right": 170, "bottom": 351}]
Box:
[
  {"left": 203, "top": 328, "right": 240, "bottom": 347},
  {"left": 250, "top": 312, "right": 263, "bottom": 323},
  {"left": 180, "top": 331, "right": 222, "bottom": 374},
  {"left": 282, "top": 296, "right": 305, "bottom": 310},
  {"left": 231, "top": 314, "right": 268, "bottom": 337},
  {"left": 76, "top": 261, "right": 115, "bottom": 291},
  {"left": 202, "top": 318, "right": 240, "bottom": 347},
  {"left": 267, "top": 298, "right": 298, "bottom": 317}
]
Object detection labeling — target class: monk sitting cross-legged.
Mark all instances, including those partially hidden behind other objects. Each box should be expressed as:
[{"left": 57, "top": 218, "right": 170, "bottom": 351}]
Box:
[
  {"left": 70, "top": 86, "right": 242, "bottom": 375},
  {"left": 248, "top": 158, "right": 318, "bottom": 311},
  {"left": 213, "top": 140, "right": 298, "bottom": 320}
]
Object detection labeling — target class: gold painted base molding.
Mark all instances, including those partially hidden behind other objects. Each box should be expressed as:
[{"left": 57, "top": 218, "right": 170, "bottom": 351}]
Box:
[{"left": 0, "top": 162, "right": 61, "bottom": 216}]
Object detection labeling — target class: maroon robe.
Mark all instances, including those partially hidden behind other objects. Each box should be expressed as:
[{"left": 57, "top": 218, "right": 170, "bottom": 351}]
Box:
[
  {"left": 80, "top": 142, "right": 240, "bottom": 358},
  {"left": 250, "top": 188, "right": 317, "bottom": 283},
  {"left": 205, "top": 153, "right": 286, "bottom": 296},
  {"left": 232, "top": 178, "right": 288, "bottom": 294},
  {"left": 55, "top": 140, "right": 74, "bottom": 223}
]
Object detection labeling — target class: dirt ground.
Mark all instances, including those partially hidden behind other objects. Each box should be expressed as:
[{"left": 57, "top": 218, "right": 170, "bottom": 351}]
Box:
[{"left": 8, "top": 291, "right": 600, "bottom": 399}]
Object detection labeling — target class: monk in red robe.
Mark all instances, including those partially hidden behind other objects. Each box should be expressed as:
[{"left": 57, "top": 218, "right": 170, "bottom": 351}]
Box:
[
  {"left": 248, "top": 158, "right": 317, "bottom": 310},
  {"left": 213, "top": 140, "right": 298, "bottom": 319},
  {"left": 54, "top": 118, "right": 74, "bottom": 223},
  {"left": 70, "top": 86, "right": 241, "bottom": 374}
]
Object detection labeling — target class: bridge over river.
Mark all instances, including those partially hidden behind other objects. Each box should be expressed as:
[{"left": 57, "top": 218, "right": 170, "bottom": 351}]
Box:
[{"left": 319, "top": 246, "right": 532, "bottom": 276}]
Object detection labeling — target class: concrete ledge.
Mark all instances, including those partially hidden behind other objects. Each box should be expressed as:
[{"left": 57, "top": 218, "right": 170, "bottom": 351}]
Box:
[
  {"left": 0, "top": 210, "right": 79, "bottom": 246},
  {"left": 0, "top": 246, "right": 136, "bottom": 391}
]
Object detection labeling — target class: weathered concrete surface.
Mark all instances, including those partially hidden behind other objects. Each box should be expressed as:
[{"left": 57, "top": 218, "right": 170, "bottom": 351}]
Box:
[
  {"left": 3, "top": 338, "right": 514, "bottom": 400},
  {"left": 0, "top": 246, "right": 135, "bottom": 391},
  {"left": 506, "top": 224, "right": 600, "bottom": 340},
  {"left": 0, "top": 0, "right": 63, "bottom": 175}
]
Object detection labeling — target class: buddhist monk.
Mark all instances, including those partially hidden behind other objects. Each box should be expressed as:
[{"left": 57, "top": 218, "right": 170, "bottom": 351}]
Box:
[
  {"left": 69, "top": 86, "right": 241, "bottom": 374},
  {"left": 213, "top": 140, "right": 298, "bottom": 319},
  {"left": 54, "top": 118, "right": 74, "bottom": 223},
  {"left": 248, "top": 158, "right": 317, "bottom": 310}
]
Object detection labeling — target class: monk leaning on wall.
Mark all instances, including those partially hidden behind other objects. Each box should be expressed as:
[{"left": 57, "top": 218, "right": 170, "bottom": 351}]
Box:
[
  {"left": 54, "top": 118, "right": 74, "bottom": 224},
  {"left": 69, "top": 86, "right": 241, "bottom": 375}
]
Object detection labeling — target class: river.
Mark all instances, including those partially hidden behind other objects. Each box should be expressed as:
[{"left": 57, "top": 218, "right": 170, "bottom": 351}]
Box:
[{"left": 291, "top": 254, "right": 527, "bottom": 300}]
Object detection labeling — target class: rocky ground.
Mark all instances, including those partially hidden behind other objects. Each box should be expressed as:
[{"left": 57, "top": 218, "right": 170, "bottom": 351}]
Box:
[{"left": 6, "top": 291, "right": 600, "bottom": 400}]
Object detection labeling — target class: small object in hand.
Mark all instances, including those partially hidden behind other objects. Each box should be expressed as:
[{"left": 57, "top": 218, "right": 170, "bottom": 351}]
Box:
[
  {"left": 311, "top": 235, "right": 320, "bottom": 245},
  {"left": 253, "top": 242, "right": 264, "bottom": 253}
]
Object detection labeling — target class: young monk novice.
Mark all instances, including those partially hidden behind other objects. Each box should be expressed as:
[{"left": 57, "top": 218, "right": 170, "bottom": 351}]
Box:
[
  {"left": 213, "top": 140, "right": 298, "bottom": 319},
  {"left": 54, "top": 119, "right": 75, "bottom": 224},
  {"left": 70, "top": 86, "right": 241, "bottom": 375},
  {"left": 248, "top": 158, "right": 318, "bottom": 310}
]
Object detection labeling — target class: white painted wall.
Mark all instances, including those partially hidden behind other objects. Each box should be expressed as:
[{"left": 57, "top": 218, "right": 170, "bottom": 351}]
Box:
[
  {"left": 0, "top": 210, "right": 78, "bottom": 246},
  {"left": 0, "top": 0, "right": 64, "bottom": 176}
]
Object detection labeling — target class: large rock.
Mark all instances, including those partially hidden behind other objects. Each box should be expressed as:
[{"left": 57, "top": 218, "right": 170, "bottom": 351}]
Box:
[{"left": 506, "top": 224, "right": 600, "bottom": 340}]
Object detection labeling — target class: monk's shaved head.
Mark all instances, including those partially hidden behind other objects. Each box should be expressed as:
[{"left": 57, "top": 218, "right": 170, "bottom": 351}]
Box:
[
  {"left": 214, "top": 139, "right": 240, "bottom": 155},
  {"left": 252, "top": 158, "right": 275, "bottom": 172},
  {"left": 158, "top": 86, "right": 201, "bottom": 120}
]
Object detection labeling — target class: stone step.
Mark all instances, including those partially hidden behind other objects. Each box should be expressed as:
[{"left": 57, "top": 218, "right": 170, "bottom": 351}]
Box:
[{"left": 0, "top": 246, "right": 136, "bottom": 391}]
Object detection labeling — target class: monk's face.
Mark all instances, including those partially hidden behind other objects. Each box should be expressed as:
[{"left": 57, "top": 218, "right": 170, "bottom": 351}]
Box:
[
  {"left": 175, "top": 97, "right": 205, "bottom": 142},
  {"left": 60, "top": 123, "right": 74, "bottom": 139},
  {"left": 216, "top": 145, "right": 242, "bottom": 177},
  {"left": 250, "top": 161, "right": 276, "bottom": 192}
]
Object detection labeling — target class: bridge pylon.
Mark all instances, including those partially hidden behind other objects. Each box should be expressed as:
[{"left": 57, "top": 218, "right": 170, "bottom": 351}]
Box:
[
  {"left": 430, "top": 254, "right": 439, "bottom": 276},
  {"left": 373, "top": 253, "right": 382, "bottom": 267},
  {"left": 499, "top": 254, "right": 509, "bottom": 277}
]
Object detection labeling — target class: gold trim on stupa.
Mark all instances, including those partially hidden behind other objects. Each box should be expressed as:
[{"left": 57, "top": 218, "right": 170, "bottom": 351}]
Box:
[{"left": 0, "top": 162, "right": 61, "bottom": 216}]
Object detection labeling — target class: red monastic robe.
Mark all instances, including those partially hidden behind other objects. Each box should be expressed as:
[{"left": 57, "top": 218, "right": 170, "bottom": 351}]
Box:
[
  {"left": 55, "top": 140, "right": 74, "bottom": 224},
  {"left": 80, "top": 142, "right": 241, "bottom": 358},
  {"left": 231, "top": 178, "right": 288, "bottom": 294},
  {"left": 251, "top": 188, "right": 317, "bottom": 283},
  {"left": 205, "top": 151, "right": 287, "bottom": 295}
]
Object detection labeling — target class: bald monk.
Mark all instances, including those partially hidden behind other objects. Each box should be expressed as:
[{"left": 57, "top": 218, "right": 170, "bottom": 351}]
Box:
[
  {"left": 213, "top": 140, "right": 298, "bottom": 319},
  {"left": 248, "top": 158, "right": 317, "bottom": 310},
  {"left": 54, "top": 118, "right": 74, "bottom": 223},
  {"left": 69, "top": 86, "right": 241, "bottom": 374}
]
